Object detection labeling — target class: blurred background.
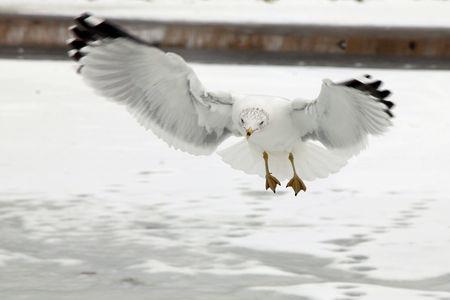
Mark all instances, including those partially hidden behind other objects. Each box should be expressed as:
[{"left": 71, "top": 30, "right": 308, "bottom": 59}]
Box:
[
  {"left": 1, "top": 1, "right": 450, "bottom": 300},
  {"left": 1, "top": 0, "right": 450, "bottom": 67}
]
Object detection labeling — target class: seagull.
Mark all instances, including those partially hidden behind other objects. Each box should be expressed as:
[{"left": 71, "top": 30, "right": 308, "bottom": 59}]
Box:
[{"left": 67, "top": 13, "right": 394, "bottom": 196}]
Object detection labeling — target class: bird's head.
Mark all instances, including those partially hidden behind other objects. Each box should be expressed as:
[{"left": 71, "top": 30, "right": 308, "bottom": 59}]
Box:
[{"left": 239, "top": 107, "right": 269, "bottom": 138}]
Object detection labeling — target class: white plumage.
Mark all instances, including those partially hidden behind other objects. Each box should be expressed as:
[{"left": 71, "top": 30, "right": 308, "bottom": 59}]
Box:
[
  {"left": 68, "top": 13, "right": 394, "bottom": 194},
  {"left": 81, "top": 38, "right": 234, "bottom": 155}
]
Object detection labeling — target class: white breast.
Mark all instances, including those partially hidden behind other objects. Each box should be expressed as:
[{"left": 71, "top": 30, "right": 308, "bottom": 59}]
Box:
[{"left": 233, "top": 95, "right": 301, "bottom": 153}]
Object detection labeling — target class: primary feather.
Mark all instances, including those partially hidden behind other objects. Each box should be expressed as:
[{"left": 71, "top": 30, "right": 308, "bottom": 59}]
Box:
[
  {"left": 70, "top": 13, "right": 234, "bottom": 155},
  {"left": 291, "top": 77, "right": 393, "bottom": 154}
]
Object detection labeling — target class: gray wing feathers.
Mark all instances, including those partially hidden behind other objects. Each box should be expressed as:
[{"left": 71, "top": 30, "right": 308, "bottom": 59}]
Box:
[
  {"left": 80, "top": 38, "right": 233, "bottom": 155},
  {"left": 292, "top": 79, "right": 393, "bottom": 150}
]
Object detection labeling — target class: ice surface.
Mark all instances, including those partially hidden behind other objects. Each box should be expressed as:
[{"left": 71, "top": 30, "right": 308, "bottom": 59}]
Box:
[
  {"left": 1, "top": 59, "right": 450, "bottom": 299},
  {"left": 1, "top": 0, "right": 450, "bottom": 28},
  {"left": 254, "top": 282, "right": 450, "bottom": 300}
]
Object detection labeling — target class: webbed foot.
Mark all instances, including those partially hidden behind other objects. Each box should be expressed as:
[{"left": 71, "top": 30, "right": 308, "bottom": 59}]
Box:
[
  {"left": 286, "top": 174, "right": 307, "bottom": 196},
  {"left": 265, "top": 173, "right": 281, "bottom": 193}
]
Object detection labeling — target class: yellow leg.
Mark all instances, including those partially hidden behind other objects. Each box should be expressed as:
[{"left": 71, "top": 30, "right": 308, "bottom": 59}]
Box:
[
  {"left": 263, "top": 151, "right": 281, "bottom": 193},
  {"left": 286, "top": 152, "right": 307, "bottom": 196}
]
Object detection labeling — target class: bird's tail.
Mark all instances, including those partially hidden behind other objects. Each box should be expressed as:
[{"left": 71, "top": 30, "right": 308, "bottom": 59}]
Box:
[{"left": 218, "top": 140, "right": 352, "bottom": 181}]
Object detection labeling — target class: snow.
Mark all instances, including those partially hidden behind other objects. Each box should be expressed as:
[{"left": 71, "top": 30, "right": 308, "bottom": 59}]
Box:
[
  {"left": 1, "top": 0, "right": 450, "bottom": 28},
  {"left": 130, "top": 258, "right": 297, "bottom": 276},
  {"left": 1, "top": 58, "right": 450, "bottom": 299},
  {"left": 254, "top": 282, "right": 450, "bottom": 300}
]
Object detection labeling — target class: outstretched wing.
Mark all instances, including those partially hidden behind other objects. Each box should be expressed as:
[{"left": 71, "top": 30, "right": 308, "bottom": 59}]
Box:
[
  {"left": 68, "top": 13, "right": 235, "bottom": 155},
  {"left": 291, "top": 75, "right": 394, "bottom": 150}
]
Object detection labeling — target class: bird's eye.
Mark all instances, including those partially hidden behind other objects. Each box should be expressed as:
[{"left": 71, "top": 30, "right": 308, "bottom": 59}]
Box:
[
  {"left": 240, "top": 118, "right": 244, "bottom": 124},
  {"left": 259, "top": 121, "right": 264, "bottom": 125}
]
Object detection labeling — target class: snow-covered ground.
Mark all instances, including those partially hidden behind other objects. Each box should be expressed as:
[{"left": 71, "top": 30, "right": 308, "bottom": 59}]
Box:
[
  {"left": 1, "top": 0, "right": 450, "bottom": 28},
  {"left": 1, "top": 58, "right": 450, "bottom": 299}
]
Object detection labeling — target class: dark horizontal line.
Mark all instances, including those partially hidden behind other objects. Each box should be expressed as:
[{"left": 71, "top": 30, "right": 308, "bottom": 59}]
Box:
[{"left": 2, "top": 46, "right": 450, "bottom": 70}]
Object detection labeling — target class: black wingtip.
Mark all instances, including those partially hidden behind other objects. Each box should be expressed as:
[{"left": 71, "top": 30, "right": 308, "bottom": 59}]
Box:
[
  {"left": 75, "top": 12, "right": 92, "bottom": 22},
  {"left": 367, "top": 80, "right": 382, "bottom": 90},
  {"left": 385, "top": 110, "right": 394, "bottom": 118},
  {"left": 339, "top": 77, "right": 392, "bottom": 100},
  {"left": 70, "top": 12, "right": 147, "bottom": 44},
  {"left": 69, "top": 25, "right": 96, "bottom": 42},
  {"left": 67, "top": 49, "right": 83, "bottom": 61},
  {"left": 338, "top": 75, "right": 394, "bottom": 118},
  {"left": 378, "top": 90, "right": 391, "bottom": 99},
  {"left": 67, "top": 38, "right": 87, "bottom": 50},
  {"left": 380, "top": 100, "right": 395, "bottom": 109},
  {"left": 343, "top": 79, "right": 363, "bottom": 89}
]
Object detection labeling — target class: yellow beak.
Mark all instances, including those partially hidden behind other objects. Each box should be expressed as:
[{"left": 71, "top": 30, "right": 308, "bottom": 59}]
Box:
[{"left": 246, "top": 128, "right": 254, "bottom": 137}]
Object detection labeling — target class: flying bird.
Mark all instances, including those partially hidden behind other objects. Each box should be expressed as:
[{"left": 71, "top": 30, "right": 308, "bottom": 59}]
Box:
[{"left": 67, "top": 13, "right": 394, "bottom": 196}]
